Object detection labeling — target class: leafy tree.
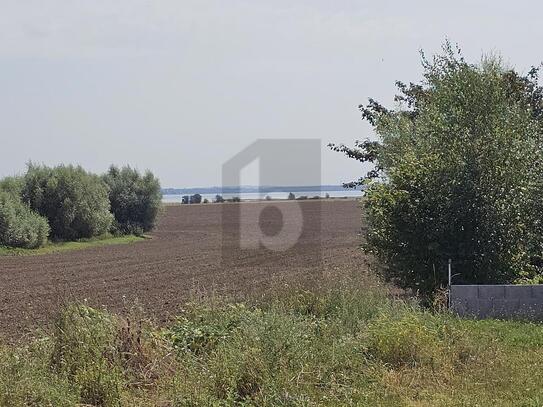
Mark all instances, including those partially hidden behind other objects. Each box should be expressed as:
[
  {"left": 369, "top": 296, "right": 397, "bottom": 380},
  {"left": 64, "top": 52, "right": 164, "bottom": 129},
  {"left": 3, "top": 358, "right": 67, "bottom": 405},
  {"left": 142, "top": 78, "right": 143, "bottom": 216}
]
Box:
[
  {"left": 22, "top": 164, "right": 113, "bottom": 240},
  {"left": 0, "top": 176, "right": 24, "bottom": 198},
  {"left": 103, "top": 165, "right": 162, "bottom": 235},
  {"left": 190, "top": 194, "right": 202, "bottom": 204},
  {"left": 0, "top": 191, "right": 50, "bottom": 248},
  {"left": 331, "top": 42, "right": 543, "bottom": 298}
]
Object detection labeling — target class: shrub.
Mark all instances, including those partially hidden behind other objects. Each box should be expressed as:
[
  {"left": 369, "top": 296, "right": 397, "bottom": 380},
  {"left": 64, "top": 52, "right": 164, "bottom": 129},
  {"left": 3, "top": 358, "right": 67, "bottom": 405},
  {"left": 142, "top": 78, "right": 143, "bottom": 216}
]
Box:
[
  {"left": 22, "top": 164, "right": 113, "bottom": 240},
  {"left": 103, "top": 165, "right": 162, "bottom": 235},
  {"left": 0, "top": 191, "right": 49, "bottom": 248},
  {"left": 331, "top": 42, "right": 543, "bottom": 298}
]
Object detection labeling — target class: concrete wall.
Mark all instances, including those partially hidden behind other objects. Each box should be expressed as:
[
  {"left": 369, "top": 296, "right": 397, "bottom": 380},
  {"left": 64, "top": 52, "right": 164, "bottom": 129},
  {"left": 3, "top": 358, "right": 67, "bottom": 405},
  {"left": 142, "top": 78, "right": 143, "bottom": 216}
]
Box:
[{"left": 450, "top": 285, "right": 543, "bottom": 319}]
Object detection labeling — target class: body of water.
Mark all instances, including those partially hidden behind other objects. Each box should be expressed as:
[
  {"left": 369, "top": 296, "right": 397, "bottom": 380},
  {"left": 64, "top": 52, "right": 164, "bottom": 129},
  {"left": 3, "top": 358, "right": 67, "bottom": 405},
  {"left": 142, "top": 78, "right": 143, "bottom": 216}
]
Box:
[{"left": 162, "top": 189, "right": 362, "bottom": 203}]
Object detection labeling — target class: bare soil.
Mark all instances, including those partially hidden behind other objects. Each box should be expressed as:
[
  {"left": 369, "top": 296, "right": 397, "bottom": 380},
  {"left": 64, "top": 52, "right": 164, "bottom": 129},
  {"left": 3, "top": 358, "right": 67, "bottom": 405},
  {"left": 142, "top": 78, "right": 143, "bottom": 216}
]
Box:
[{"left": 0, "top": 200, "right": 366, "bottom": 341}]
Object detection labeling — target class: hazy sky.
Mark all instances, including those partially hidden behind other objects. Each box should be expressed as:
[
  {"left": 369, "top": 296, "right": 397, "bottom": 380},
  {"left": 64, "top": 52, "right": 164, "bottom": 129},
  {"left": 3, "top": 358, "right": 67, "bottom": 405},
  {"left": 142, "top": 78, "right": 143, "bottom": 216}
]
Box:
[{"left": 1, "top": 1, "right": 542, "bottom": 187}]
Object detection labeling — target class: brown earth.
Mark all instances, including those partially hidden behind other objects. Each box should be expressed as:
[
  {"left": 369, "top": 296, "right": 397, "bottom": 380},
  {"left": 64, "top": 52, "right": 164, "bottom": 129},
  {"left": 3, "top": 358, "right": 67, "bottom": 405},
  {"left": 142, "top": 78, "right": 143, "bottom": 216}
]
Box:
[{"left": 0, "top": 200, "right": 366, "bottom": 341}]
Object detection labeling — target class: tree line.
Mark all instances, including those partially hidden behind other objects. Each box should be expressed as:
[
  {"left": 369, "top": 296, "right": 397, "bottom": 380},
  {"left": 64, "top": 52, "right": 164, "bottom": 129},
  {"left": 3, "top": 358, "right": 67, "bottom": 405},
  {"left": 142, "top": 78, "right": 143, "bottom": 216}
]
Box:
[{"left": 0, "top": 164, "right": 162, "bottom": 249}]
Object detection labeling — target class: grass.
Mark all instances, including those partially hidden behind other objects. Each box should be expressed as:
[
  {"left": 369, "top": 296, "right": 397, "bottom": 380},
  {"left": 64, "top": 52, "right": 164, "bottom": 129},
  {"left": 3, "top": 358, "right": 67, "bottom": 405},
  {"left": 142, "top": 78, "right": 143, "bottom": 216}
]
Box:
[
  {"left": 0, "top": 234, "right": 146, "bottom": 257},
  {"left": 1, "top": 273, "right": 543, "bottom": 406}
]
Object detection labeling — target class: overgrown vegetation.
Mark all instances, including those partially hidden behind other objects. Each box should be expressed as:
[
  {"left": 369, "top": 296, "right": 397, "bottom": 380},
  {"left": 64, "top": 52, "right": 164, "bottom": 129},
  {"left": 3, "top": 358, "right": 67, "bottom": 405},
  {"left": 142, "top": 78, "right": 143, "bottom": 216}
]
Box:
[
  {"left": 22, "top": 164, "right": 113, "bottom": 240},
  {"left": 0, "top": 163, "right": 162, "bottom": 251},
  {"left": 331, "top": 42, "right": 543, "bottom": 299},
  {"left": 0, "top": 191, "right": 49, "bottom": 249},
  {"left": 103, "top": 165, "right": 162, "bottom": 235},
  {"left": 1, "top": 275, "right": 543, "bottom": 406}
]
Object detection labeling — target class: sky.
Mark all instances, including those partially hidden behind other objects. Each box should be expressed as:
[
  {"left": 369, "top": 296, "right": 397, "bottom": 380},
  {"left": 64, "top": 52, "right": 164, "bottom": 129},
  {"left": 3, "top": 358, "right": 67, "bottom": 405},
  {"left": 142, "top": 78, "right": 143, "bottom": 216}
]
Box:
[{"left": 1, "top": 1, "right": 542, "bottom": 187}]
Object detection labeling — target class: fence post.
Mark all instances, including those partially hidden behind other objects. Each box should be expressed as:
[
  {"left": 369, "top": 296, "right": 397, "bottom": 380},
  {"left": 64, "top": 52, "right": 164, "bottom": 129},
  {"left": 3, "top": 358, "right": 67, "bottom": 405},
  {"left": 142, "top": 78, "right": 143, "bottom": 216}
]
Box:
[{"left": 447, "top": 258, "right": 452, "bottom": 309}]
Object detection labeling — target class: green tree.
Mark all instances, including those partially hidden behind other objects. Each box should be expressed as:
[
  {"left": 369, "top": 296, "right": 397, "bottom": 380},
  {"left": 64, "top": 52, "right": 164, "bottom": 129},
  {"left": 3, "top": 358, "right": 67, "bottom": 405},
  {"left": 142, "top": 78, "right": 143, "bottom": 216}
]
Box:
[
  {"left": 190, "top": 194, "right": 202, "bottom": 204},
  {"left": 0, "top": 191, "right": 50, "bottom": 248},
  {"left": 331, "top": 43, "right": 543, "bottom": 298},
  {"left": 103, "top": 165, "right": 162, "bottom": 235},
  {"left": 22, "top": 164, "right": 113, "bottom": 240},
  {"left": 0, "top": 176, "right": 24, "bottom": 198}
]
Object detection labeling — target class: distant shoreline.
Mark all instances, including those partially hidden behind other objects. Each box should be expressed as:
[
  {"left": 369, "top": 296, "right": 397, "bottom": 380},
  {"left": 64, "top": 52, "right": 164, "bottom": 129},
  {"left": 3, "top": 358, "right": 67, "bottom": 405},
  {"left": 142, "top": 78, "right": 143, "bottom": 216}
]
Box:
[
  {"left": 163, "top": 196, "right": 360, "bottom": 206},
  {"left": 161, "top": 185, "right": 363, "bottom": 195}
]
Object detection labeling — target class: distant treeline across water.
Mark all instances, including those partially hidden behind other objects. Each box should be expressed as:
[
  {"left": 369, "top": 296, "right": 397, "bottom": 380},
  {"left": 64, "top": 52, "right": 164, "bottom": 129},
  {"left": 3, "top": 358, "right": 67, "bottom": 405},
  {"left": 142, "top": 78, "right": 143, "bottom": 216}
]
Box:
[{"left": 161, "top": 186, "right": 363, "bottom": 203}]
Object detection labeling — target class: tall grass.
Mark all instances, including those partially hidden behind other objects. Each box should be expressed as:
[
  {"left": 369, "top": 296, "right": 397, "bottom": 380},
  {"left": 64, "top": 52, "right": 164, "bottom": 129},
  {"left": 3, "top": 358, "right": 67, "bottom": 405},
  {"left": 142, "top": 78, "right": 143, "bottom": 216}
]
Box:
[{"left": 1, "top": 274, "right": 543, "bottom": 406}]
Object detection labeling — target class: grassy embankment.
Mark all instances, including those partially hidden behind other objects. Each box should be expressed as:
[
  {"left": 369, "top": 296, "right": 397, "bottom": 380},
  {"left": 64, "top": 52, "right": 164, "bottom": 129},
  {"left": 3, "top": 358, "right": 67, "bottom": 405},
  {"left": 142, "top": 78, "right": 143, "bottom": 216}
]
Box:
[
  {"left": 0, "top": 235, "right": 145, "bottom": 257},
  {"left": 1, "top": 272, "right": 542, "bottom": 406}
]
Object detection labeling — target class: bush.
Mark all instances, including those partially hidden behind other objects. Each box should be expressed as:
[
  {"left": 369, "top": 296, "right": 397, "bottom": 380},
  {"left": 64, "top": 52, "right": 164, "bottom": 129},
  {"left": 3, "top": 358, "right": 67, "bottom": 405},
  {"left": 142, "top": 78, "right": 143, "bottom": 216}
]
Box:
[
  {"left": 103, "top": 166, "right": 162, "bottom": 235},
  {"left": 0, "top": 191, "right": 49, "bottom": 249},
  {"left": 22, "top": 164, "right": 113, "bottom": 240},
  {"left": 331, "top": 42, "right": 543, "bottom": 298}
]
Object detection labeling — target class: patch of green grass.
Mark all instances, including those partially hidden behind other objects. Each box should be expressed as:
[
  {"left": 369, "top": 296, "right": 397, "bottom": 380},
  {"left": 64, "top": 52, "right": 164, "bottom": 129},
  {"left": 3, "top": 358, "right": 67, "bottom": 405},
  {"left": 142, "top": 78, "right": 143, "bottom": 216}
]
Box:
[
  {"left": 0, "top": 234, "right": 146, "bottom": 256},
  {"left": 2, "top": 275, "right": 543, "bottom": 406}
]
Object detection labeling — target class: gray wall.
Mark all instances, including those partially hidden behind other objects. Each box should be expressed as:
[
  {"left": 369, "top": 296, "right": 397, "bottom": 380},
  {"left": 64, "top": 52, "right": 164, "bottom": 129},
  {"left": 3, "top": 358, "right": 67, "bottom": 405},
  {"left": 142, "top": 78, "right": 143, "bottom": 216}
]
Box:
[{"left": 450, "top": 285, "right": 543, "bottom": 319}]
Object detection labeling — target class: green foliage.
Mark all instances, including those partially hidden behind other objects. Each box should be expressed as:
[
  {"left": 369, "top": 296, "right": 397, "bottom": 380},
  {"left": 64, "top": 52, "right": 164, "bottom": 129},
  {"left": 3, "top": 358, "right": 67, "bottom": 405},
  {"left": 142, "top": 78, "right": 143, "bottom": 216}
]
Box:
[
  {"left": 0, "top": 234, "right": 144, "bottom": 257},
  {"left": 166, "top": 303, "right": 250, "bottom": 354},
  {"left": 22, "top": 164, "right": 113, "bottom": 240},
  {"left": 190, "top": 193, "right": 202, "bottom": 204},
  {"left": 332, "top": 42, "right": 543, "bottom": 298},
  {"left": 0, "top": 343, "right": 78, "bottom": 407},
  {"left": 0, "top": 191, "right": 49, "bottom": 249},
  {"left": 3, "top": 279, "right": 543, "bottom": 405},
  {"left": 51, "top": 305, "right": 124, "bottom": 406},
  {"left": 103, "top": 165, "right": 162, "bottom": 235},
  {"left": 0, "top": 176, "right": 24, "bottom": 198}
]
